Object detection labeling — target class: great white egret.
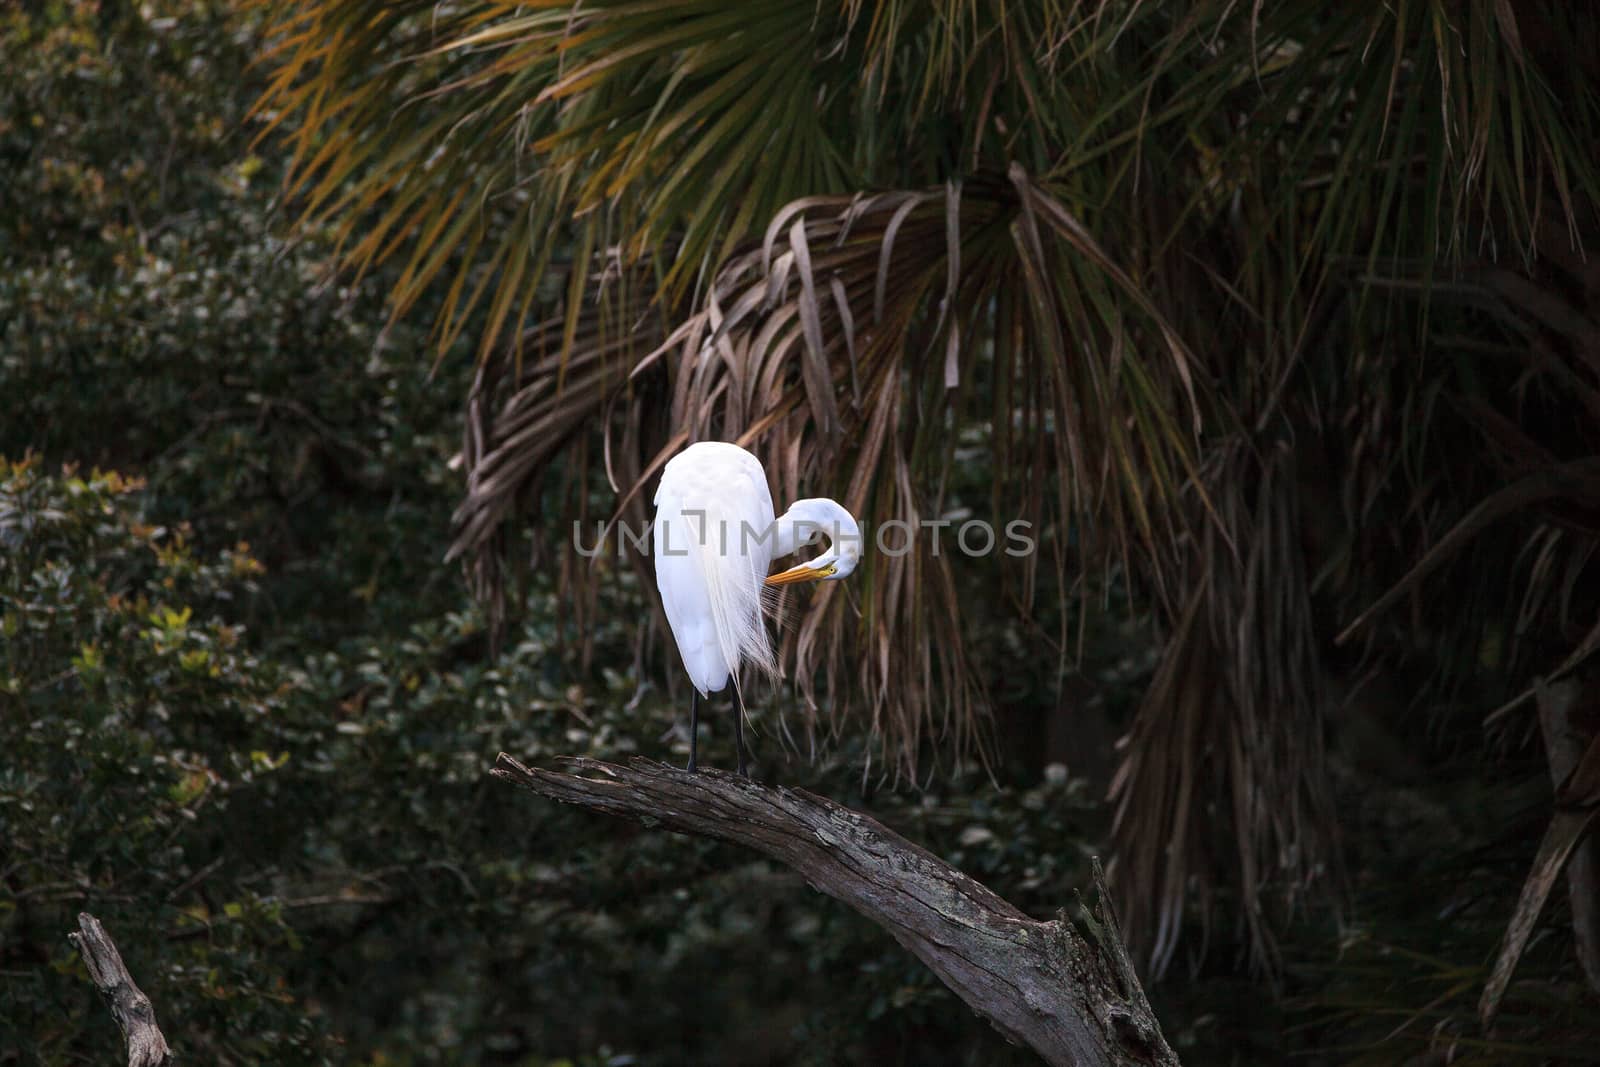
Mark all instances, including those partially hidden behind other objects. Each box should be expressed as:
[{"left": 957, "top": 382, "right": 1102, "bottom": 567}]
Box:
[{"left": 652, "top": 441, "right": 861, "bottom": 775}]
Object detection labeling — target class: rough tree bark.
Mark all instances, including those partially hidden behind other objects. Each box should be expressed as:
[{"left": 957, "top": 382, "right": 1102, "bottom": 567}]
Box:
[
  {"left": 68, "top": 913, "right": 172, "bottom": 1067},
  {"left": 492, "top": 754, "right": 1179, "bottom": 1067}
]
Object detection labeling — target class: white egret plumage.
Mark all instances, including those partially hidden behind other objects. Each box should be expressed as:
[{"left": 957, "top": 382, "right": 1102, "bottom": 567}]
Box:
[{"left": 652, "top": 441, "right": 862, "bottom": 774}]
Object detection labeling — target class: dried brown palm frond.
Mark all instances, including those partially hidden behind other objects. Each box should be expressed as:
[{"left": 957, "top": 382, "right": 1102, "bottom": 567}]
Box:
[
  {"left": 451, "top": 263, "right": 675, "bottom": 656},
  {"left": 1322, "top": 237, "right": 1600, "bottom": 1015},
  {"left": 451, "top": 173, "right": 1208, "bottom": 778},
  {"left": 1109, "top": 436, "right": 1340, "bottom": 979}
]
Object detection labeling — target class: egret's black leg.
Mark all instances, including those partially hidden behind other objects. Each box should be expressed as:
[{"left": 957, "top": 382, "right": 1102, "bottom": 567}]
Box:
[
  {"left": 733, "top": 685, "right": 748, "bottom": 777},
  {"left": 687, "top": 690, "right": 700, "bottom": 773}
]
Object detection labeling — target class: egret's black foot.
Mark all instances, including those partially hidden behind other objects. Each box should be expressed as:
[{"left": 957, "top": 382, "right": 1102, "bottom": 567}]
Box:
[
  {"left": 732, "top": 687, "right": 749, "bottom": 778},
  {"left": 685, "top": 690, "right": 700, "bottom": 774}
]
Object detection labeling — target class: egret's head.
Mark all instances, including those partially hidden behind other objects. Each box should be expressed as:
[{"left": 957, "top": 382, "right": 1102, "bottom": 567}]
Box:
[{"left": 765, "top": 499, "right": 862, "bottom": 586}]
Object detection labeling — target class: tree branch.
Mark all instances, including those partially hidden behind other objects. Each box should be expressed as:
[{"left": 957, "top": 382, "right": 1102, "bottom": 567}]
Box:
[
  {"left": 491, "top": 754, "right": 1178, "bottom": 1067},
  {"left": 68, "top": 913, "right": 172, "bottom": 1067}
]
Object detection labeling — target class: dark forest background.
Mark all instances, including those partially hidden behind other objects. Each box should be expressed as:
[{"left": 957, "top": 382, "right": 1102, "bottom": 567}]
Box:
[{"left": 4, "top": 3, "right": 1600, "bottom": 1064}]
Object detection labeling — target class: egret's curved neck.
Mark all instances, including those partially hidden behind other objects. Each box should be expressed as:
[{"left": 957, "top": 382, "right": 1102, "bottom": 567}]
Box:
[{"left": 772, "top": 498, "right": 859, "bottom": 559}]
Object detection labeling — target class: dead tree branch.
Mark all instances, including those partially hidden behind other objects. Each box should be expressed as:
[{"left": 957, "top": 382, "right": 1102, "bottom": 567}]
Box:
[
  {"left": 491, "top": 754, "right": 1178, "bottom": 1067},
  {"left": 68, "top": 913, "right": 172, "bottom": 1067}
]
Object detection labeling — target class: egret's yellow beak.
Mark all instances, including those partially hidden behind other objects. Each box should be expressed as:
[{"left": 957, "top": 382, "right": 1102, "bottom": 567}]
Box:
[{"left": 765, "top": 561, "right": 837, "bottom": 586}]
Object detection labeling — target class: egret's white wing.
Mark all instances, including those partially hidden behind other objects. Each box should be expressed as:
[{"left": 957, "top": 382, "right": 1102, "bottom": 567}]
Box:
[{"left": 653, "top": 442, "right": 777, "bottom": 695}]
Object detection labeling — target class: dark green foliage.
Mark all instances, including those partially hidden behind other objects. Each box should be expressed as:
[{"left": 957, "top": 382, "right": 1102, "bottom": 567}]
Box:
[
  {"left": 0, "top": 0, "right": 463, "bottom": 644},
  {"left": 0, "top": 461, "right": 332, "bottom": 1061},
  {"left": 0, "top": 458, "right": 1098, "bottom": 1064}
]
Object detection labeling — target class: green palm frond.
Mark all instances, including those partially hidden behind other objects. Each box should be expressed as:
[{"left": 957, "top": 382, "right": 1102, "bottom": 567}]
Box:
[{"left": 251, "top": 0, "right": 884, "bottom": 362}]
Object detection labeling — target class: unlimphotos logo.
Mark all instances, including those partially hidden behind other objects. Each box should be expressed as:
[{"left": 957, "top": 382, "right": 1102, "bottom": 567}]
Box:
[{"left": 573, "top": 516, "right": 1035, "bottom": 558}]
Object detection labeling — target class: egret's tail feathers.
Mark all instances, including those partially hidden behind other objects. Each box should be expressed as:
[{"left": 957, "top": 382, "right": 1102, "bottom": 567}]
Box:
[{"left": 690, "top": 504, "right": 779, "bottom": 690}]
